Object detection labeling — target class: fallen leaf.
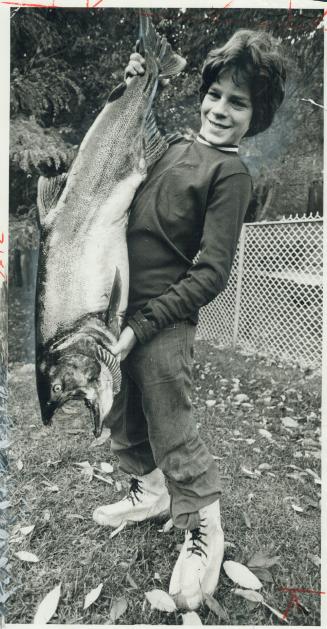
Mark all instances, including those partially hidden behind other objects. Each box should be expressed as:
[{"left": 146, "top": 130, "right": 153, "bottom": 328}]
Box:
[
  {"left": 233, "top": 588, "right": 264, "bottom": 603},
  {"left": 90, "top": 427, "right": 111, "bottom": 447},
  {"left": 305, "top": 468, "right": 319, "bottom": 479},
  {"left": 162, "top": 519, "right": 174, "bottom": 533},
  {"left": 93, "top": 473, "right": 113, "bottom": 485},
  {"left": 33, "top": 583, "right": 61, "bottom": 624},
  {"left": 43, "top": 509, "right": 51, "bottom": 522},
  {"left": 242, "top": 512, "right": 251, "bottom": 529},
  {"left": 145, "top": 589, "right": 176, "bottom": 612},
  {"left": 15, "top": 551, "right": 39, "bottom": 563},
  {"left": 281, "top": 417, "right": 299, "bottom": 429},
  {"left": 247, "top": 551, "right": 281, "bottom": 569},
  {"left": 250, "top": 567, "right": 274, "bottom": 583},
  {"left": 257, "top": 463, "right": 272, "bottom": 471},
  {"left": 224, "top": 541, "right": 236, "bottom": 550},
  {"left": 205, "top": 399, "right": 216, "bottom": 408},
  {"left": 109, "top": 596, "right": 128, "bottom": 622},
  {"left": 308, "top": 553, "right": 321, "bottom": 568},
  {"left": 245, "top": 438, "right": 256, "bottom": 445},
  {"left": 263, "top": 602, "right": 288, "bottom": 623},
  {"left": 99, "top": 462, "right": 114, "bottom": 474},
  {"left": 241, "top": 466, "right": 260, "bottom": 479},
  {"left": 154, "top": 572, "right": 161, "bottom": 581},
  {"left": 234, "top": 393, "right": 249, "bottom": 404},
  {"left": 258, "top": 428, "right": 273, "bottom": 441},
  {"left": 182, "top": 611, "right": 202, "bottom": 625},
  {"left": 40, "top": 481, "right": 59, "bottom": 492},
  {"left": 126, "top": 573, "right": 138, "bottom": 589},
  {"left": 204, "top": 593, "right": 229, "bottom": 621},
  {"left": 83, "top": 583, "right": 103, "bottom": 610},
  {"left": 115, "top": 481, "right": 122, "bottom": 491},
  {"left": 16, "top": 460, "right": 23, "bottom": 471},
  {"left": 223, "top": 561, "right": 262, "bottom": 590},
  {"left": 20, "top": 525, "right": 35, "bottom": 536},
  {"left": 110, "top": 521, "right": 127, "bottom": 539},
  {"left": 291, "top": 504, "right": 304, "bottom": 513}
]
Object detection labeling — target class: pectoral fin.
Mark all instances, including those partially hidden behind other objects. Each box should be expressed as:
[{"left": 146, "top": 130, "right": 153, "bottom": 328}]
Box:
[
  {"left": 37, "top": 173, "right": 67, "bottom": 226},
  {"left": 106, "top": 267, "right": 122, "bottom": 338},
  {"left": 107, "top": 82, "right": 127, "bottom": 103}
]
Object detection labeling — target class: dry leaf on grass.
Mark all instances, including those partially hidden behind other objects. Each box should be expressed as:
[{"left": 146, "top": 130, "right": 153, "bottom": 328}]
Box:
[
  {"left": 247, "top": 550, "right": 281, "bottom": 569},
  {"left": 110, "top": 521, "right": 127, "bottom": 539},
  {"left": 182, "top": 611, "right": 202, "bottom": 624},
  {"left": 162, "top": 519, "right": 174, "bottom": 533},
  {"left": 20, "top": 525, "right": 35, "bottom": 536},
  {"left": 204, "top": 593, "right": 229, "bottom": 621},
  {"left": 33, "top": 583, "right": 61, "bottom": 624},
  {"left": 145, "top": 589, "right": 176, "bottom": 612},
  {"left": 126, "top": 573, "right": 138, "bottom": 589},
  {"left": 233, "top": 588, "right": 264, "bottom": 603},
  {"left": 249, "top": 567, "right": 274, "bottom": 583},
  {"left": 90, "top": 427, "right": 111, "bottom": 448},
  {"left": 263, "top": 602, "right": 288, "bottom": 623},
  {"left": 292, "top": 504, "right": 304, "bottom": 513},
  {"left": 242, "top": 512, "right": 251, "bottom": 529},
  {"left": 308, "top": 553, "right": 321, "bottom": 567},
  {"left": 40, "top": 481, "right": 59, "bottom": 492},
  {"left": 241, "top": 466, "right": 260, "bottom": 479},
  {"left": 258, "top": 428, "right": 273, "bottom": 441},
  {"left": 15, "top": 551, "right": 39, "bottom": 563},
  {"left": 109, "top": 596, "right": 128, "bottom": 622},
  {"left": 223, "top": 561, "right": 263, "bottom": 590},
  {"left": 281, "top": 417, "right": 299, "bottom": 429},
  {"left": 16, "top": 460, "right": 24, "bottom": 471},
  {"left": 99, "top": 462, "right": 114, "bottom": 474},
  {"left": 83, "top": 583, "right": 103, "bottom": 610},
  {"left": 93, "top": 473, "right": 113, "bottom": 485}
]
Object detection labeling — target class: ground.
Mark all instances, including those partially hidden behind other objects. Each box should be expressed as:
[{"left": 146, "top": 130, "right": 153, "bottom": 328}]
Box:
[{"left": 6, "top": 340, "right": 321, "bottom": 626}]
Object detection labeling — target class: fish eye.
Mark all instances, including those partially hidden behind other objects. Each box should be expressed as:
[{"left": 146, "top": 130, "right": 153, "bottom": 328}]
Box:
[{"left": 52, "top": 383, "right": 62, "bottom": 393}]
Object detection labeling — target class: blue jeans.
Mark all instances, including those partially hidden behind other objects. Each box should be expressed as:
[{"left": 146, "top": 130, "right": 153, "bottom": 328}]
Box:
[{"left": 105, "top": 321, "right": 222, "bottom": 530}]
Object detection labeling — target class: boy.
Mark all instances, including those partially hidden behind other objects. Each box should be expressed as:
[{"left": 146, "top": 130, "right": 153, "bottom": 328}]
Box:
[{"left": 93, "top": 28, "right": 286, "bottom": 610}]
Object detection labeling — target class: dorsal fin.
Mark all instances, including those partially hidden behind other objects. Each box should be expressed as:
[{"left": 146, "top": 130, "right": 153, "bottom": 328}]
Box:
[
  {"left": 37, "top": 173, "right": 67, "bottom": 226},
  {"left": 106, "top": 267, "right": 122, "bottom": 338}
]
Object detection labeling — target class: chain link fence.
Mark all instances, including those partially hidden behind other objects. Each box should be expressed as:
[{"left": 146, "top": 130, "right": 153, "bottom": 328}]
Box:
[{"left": 197, "top": 214, "right": 323, "bottom": 368}]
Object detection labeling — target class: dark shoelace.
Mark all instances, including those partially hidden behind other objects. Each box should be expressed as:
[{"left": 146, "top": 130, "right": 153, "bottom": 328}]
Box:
[
  {"left": 127, "top": 477, "right": 144, "bottom": 506},
  {"left": 187, "top": 518, "right": 208, "bottom": 558}
]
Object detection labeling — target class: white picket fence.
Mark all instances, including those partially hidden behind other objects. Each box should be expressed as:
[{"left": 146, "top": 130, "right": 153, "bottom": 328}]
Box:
[{"left": 197, "top": 214, "right": 323, "bottom": 368}]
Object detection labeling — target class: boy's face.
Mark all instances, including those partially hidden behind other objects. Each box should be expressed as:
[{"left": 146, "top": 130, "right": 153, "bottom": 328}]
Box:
[{"left": 200, "top": 69, "right": 253, "bottom": 146}]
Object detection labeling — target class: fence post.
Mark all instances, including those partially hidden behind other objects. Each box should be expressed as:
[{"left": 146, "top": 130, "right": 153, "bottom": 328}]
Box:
[{"left": 233, "top": 224, "right": 247, "bottom": 349}]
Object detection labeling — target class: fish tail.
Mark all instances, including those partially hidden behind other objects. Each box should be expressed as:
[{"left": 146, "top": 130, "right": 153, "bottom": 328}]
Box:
[{"left": 138, "top": 11, "right": 186, "bottom": 78}]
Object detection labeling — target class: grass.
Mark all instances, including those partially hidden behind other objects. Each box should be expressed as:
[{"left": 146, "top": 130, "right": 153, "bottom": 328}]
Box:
[{"left": 6, "top": 342, "right": 321, "bottom": 625}]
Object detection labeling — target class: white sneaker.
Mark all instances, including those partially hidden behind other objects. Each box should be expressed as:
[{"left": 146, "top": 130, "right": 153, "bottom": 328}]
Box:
[
  {"left": 93, "top": 468, "right": 170, "bottom": 528},
  {"left": 169, "top": 500, "right": 224, "bottom": 610}
]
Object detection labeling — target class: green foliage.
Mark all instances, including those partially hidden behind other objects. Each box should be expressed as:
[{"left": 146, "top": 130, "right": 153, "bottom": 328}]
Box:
[
  {"left": 10, "top": 7, "right": 323, "bottom": 226},
  {"left": 10, "top": 115, "right": 76, "bottom": 172}
]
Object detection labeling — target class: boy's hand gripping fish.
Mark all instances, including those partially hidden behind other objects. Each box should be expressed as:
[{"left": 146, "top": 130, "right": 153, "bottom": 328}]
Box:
[{"left": 35, "top": 15, "right": 186, "bottom": 438}]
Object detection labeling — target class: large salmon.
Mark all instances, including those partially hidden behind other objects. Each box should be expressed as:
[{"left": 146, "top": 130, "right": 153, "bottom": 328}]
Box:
[{"left": 35, "top": 15, "right": 186, "bottom": 437}]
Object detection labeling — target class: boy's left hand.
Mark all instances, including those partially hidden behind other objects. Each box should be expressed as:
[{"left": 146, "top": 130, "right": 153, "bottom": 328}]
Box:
[{"left": 110, "top": 326, "right": 137, "bottom": 361}]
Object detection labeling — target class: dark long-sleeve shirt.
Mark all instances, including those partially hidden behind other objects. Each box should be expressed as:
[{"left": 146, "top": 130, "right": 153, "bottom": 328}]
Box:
[{"left": 126, "top": 134, "right": 252, "bottom": 343}]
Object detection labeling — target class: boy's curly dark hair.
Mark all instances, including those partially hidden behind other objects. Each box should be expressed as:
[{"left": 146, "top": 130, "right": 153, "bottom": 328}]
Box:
[{"left": 200, "top": 29, "right": 286, "bottom": 137}]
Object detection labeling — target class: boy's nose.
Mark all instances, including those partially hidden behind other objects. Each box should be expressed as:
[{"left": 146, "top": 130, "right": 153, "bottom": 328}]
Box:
[{"left": 211, "top": 98, "right": 228, "bottom": 117}]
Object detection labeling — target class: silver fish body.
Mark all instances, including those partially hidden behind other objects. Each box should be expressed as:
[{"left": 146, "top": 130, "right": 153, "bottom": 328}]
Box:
[{"left": 35, "top": 16, "right": 186, "bottom": 437}]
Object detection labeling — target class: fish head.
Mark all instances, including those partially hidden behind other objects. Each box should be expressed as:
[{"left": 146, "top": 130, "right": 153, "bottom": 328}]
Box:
[{"left": 37, "top": 344, "right": 120, "bottom": 438}]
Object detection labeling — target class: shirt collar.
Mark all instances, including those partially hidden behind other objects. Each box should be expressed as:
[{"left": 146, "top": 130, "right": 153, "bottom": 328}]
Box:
[{"left": 196, "top": 134, "right": 239, "bottom": 153}]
